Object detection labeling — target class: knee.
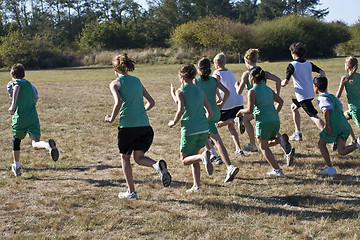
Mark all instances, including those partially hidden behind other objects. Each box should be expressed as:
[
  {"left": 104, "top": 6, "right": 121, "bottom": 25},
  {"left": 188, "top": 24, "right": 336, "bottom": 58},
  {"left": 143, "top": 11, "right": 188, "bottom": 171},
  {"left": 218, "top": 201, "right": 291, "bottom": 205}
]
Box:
[{"left": 12, "top": 137, "right": 21, "bottom": 151}]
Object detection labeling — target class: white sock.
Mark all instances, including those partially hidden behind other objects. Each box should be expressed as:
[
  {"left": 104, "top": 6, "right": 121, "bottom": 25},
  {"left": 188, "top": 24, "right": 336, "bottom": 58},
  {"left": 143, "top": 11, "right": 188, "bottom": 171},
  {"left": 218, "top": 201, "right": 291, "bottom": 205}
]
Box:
[
  {"left": 45, "top": 143, "right": 51, "bottom": 151},
  {"left": 210, "top": 148, "right": 218, "bottom": 156},
  {"left": 295, "top": 131, "right": 301, "bottom": 135},
  {"left": 14, "top": 161, "right": 20, "bottom": 169}
]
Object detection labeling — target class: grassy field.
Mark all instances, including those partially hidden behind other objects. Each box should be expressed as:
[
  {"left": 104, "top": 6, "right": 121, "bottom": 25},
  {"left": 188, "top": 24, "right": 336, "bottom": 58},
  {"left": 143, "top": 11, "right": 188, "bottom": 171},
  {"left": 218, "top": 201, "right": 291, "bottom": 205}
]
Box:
[{"left": 1, "top": 58, "right": 360, "bottom": 239}]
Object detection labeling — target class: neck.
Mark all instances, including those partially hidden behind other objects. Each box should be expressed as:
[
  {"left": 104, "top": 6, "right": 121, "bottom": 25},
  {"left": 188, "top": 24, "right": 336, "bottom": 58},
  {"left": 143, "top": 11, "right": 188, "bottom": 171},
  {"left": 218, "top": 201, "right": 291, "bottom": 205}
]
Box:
[{"left": 183, "top": 79, "right": 194, "bottom": 85}]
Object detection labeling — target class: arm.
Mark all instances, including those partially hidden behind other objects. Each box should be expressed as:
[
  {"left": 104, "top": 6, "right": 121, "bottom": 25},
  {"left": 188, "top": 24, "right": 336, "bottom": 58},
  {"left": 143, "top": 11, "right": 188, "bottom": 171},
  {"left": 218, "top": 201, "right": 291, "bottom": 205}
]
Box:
[
  {"left": 282, "top": 64, "right": 294, "bottom": 87},
  {"left": 237, "top": 89, "right": 256, "bottom": 117},
  {"left": 203, "top": 92, "right": 213, "bottom": 120},
  {"left": 319, "top": 69, "right": 326, "bottom": 77},
  {"left": 105, "top": 80, "right": 122, "bottom": 123},
  {"left": 170, "top": 84, "right": 178, "bottom": 104},
  {"left": 336, "top": 76, "right": 347, "bottom": 98},
  {"left": 323, "top": 110, "right": 332, "bottom": 136},
  {"left": 236, "top": 71, "right": 248, "bottom": 95},
  {"left": 8, "top": 84, "right": 20, "bottom": 115},
  {"left": 143, "top": 85, "right": 155, "bottom": 111},
  {"left": 168, "top": 90, "right": 184, "bottom": 127},
  {"left": 217, "top": 80, "right": 229, "bottom": 110},
  {"left": 266, "top": 71, "right": 281, "bottom": 95},
  {"left": 273, "top": 90, "right": 283, "bottom": 112}
]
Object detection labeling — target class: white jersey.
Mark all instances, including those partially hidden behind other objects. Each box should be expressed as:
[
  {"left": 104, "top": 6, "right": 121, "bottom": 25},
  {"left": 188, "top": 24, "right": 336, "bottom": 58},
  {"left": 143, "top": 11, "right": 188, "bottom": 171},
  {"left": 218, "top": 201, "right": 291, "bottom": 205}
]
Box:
[
  {"left": 291, "top": 60, "right": 315, "bottom": 101},
  {"left": 213, "top": 69, "right": 243, "bottom": 110}
]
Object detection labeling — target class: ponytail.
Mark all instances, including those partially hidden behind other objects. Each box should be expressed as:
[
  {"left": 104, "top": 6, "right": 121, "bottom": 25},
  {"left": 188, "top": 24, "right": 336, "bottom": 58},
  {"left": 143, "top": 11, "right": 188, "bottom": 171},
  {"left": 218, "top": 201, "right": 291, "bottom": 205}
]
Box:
[{"left": 113, "top": 53, "right": 135, "bottom": 73}]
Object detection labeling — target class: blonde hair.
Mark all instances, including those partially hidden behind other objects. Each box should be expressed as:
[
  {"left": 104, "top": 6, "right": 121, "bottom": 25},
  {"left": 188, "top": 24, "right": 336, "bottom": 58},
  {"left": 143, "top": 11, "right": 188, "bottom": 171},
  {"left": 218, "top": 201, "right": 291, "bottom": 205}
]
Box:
[
  {"left": 345, "top": 56, "right": 358, "bottom": 82},
  {"left": 113, "top": 53, "right": 135, "bottom": 73},
  {"left": 213, "top": 52, "right": 226, "bottom": 66},
  {"left": 244, "top": 49, "right": 259, "bottom": 64}
]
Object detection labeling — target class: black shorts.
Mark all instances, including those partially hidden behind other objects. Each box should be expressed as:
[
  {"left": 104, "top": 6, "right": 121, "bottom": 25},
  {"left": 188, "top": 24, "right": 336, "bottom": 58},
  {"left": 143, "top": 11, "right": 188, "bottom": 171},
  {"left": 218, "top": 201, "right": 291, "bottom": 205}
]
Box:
[
  {"left": 117, "top": 126, "right": 154, "bottom": 155},
  {"left": 220, "top": 106, "right": 243, "bottom": 122},
  {"left": 292, "top": 98, "right": 318, "bottom": 117}
]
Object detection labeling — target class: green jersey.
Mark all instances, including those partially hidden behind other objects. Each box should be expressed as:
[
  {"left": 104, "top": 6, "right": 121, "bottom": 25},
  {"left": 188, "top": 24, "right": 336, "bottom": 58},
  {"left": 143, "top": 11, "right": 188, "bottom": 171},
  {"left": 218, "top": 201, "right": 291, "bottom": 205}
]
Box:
[
  {"left": 117, "top": 75, "right": 150, "bottom": 128},
  {"left": 345, "top": 72, "right": 360, "bottom": 112},
  {"left": 252, "top": 84, "right": 279, "bottom": 124},
  {"left": 181, "top": 84, "right": 209, "bottom": 135},
  {"left": 11, "top": 79, "right": 40, "bottom": 139},
  {"left": 195, "top": 76, "right": 220, "bottom": 123}
]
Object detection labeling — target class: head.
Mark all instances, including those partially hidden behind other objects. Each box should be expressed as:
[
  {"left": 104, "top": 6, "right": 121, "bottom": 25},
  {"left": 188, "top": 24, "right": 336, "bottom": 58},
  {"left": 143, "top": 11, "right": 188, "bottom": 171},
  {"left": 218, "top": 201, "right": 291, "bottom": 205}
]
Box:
[
  {"left": 289, "top": 42, "right": 307, "bottom": 59},
  {"left": 10, "top": 63, "right": 25, "bottom": 79},
  {"left": 345, "top": 56, "right": 358, "bottom": 81},
  {"left": 213, "top": 52, "right": 226, "bottom": 68},
  {"left": 313, "top": 76, "right": 328, "bottom": 94},
  {"left": 249, "top": 66, "right": 266, "bottom": 85},
  {"left": 179, "top": 64, "right": 197, "bottom": 82},
  {"left": 244, "top": 48, "right": 259, "bottom": 65},
  {"left": 112, "top": 53, "right": 135, "bottom": 73},
  {"left": 197, "top": 58, "right": 211, "bottom": 80}
]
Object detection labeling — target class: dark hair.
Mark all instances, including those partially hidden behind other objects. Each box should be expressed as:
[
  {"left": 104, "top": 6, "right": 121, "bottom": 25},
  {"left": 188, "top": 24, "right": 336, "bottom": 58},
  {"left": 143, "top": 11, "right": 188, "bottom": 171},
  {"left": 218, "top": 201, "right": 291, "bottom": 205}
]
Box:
[
  {"left": 313, "top": 76, "right": 328, "bottom": 92},
  {"left": 10, "top": 63, "right": 25, "bottom": 79},
  {"left": 113, "top": 53, "right": 135, "bottom": 73},
  {"left": 289, "top": 42, "right": 307, "bottom": 58},
  {"left": 250, "top": 66, "right": 266, "bottom": 84},
  {"left": 197, "top": 58, "right": 211, "bottom": 80},
  {"left": 179, "top": 64, "right": 197, "bottom": 80}
]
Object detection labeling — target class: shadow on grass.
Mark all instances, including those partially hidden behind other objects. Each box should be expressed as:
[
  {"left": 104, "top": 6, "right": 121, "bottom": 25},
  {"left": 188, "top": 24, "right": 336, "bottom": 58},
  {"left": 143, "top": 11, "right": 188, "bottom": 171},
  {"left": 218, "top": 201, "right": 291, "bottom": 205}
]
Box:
[
  {"left": 284, "top": 174, "right": 360, "bottom": 186},
  {"left": 165, "top": 193, "right": 360, "bottom": 220}
]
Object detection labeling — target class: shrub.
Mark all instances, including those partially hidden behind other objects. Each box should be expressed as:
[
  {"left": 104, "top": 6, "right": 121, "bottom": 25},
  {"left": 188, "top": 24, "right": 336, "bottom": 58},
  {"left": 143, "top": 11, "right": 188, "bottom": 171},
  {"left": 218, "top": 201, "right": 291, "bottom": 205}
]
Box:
[
  {"left": 336, "top": 21, "right": 360, "bottom": 56},
  {"left": 254, "top": 15, "right": 351, "bottom": 61},
  {"left": 170, "top": 15, "right": 254, "bottom": 55}
]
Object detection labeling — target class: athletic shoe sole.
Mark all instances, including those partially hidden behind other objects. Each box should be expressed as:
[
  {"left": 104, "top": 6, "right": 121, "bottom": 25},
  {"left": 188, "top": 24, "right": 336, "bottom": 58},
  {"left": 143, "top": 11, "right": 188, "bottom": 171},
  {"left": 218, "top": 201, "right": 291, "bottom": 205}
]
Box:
[
  {"left": 49, "top": 139, "right": 59, "bottom": 161},
  {"left": 286, "top": 147, "right": 295, "bottom": 166},
  {"left": 11, "top": 164, "right": 21, "bottom": 177},
  {"left": 158, "top": 160, "right": 171, "bottom": 187},
  {"left": 202, "top": 150, "right": 213, "bottom": 175},
  {"left": 280, "top": 134, "right": 291, "bottom": 154}
]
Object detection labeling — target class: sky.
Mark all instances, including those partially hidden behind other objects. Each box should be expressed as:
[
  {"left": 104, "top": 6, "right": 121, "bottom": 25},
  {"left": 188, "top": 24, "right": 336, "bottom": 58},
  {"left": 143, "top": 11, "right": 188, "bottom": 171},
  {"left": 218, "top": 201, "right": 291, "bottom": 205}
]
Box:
[{"left": 135, "top": 0, "right": 360, "bottom": 26}]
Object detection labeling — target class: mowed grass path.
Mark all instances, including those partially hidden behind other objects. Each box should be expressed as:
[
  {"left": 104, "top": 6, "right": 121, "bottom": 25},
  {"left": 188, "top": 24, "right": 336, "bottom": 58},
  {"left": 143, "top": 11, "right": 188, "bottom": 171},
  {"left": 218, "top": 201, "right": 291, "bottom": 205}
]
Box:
[{"left": 1, "top": 58, "right": 360, "bottom": 239}]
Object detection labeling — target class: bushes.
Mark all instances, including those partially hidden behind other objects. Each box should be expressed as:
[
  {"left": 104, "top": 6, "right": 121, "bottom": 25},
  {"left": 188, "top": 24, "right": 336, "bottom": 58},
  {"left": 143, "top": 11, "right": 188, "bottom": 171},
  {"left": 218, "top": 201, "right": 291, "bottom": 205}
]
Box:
[
  {"left": 0, "top": 30, "right": 80, "bottom": 68},
  {"left": 336, "top": 21, "right": 360, "bottom": 56},
  {"left": 171, "top": 15, "right": 351, "bottom": 61},
  {"left": 170, "top": 15, "right": 254, "bottom": 55}
]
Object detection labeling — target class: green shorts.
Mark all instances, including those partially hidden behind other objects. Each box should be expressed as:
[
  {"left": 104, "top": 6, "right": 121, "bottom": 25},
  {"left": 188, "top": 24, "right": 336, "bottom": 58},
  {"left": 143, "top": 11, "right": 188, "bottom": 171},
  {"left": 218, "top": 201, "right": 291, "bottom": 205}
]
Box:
[
  {"left": 209, "top": 121, "right": 218, "bottom": 135},
  {"left": 255, "top": 121, "right": 280, "bottom": 140},
  {"left": 11, "top": 126, "right": 41, "bottom": 140},
  {"left": 180, "top": 132, "right": 208, "bottom": 155},
  {"left": 320, "top": 127, "right": 351, "bottom": 143},
  {"left": 346, "top": 108, "right": 360, "bottom": 127}
]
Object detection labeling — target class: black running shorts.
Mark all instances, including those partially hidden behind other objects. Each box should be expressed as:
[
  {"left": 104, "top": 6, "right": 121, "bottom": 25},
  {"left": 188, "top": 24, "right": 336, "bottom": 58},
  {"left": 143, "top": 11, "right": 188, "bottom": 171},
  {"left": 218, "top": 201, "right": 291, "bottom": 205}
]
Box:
[
  {"left": 292, "top": 98, "right": 318, "bottom": 117},
  {"left": 117, "top": 126, "right": 154, "bottom": 155}
]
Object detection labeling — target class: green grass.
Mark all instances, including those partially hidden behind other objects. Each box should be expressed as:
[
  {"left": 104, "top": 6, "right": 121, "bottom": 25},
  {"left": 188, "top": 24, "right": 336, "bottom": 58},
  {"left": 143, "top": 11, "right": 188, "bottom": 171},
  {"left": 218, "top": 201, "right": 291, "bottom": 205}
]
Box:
[{"left": 1, "top": 58, "right": 360, "bottom": 239}]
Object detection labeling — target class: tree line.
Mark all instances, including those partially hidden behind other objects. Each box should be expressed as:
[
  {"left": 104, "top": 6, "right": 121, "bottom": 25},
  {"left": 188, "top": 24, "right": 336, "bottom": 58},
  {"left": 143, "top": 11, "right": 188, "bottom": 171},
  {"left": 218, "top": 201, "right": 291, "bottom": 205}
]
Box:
[{"left": 0, "top": 0, "right": 358, "bottom": 68}]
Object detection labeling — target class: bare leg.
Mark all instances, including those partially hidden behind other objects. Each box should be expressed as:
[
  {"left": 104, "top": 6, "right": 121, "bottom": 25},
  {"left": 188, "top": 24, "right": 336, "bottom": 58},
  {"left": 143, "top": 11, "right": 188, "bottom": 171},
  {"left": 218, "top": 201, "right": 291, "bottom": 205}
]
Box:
[
  {"left": 318, "top": 139, "right": 332, "bottom": 167},
  {"left": 191, "top": 162, "right": 201, "bottom": 188},
  {"left": 244, "top": 113, "right": 256, "bottom": 146},
  {"left": 120, "top": 154, "right": 135, "bottom": 193},
  {"left": 345, "top": 113, "right": 356, "bottom": 142},
  {"left": 13, "top": 150, "right": 20, "bottom": 162},
  {"left": 257, "top": 137, "right": 280, "bottom": 169},
  {"left": 210, "top": 133, "right": 231, "bottom": 167},
  {"left": 228, "top": 121, "right": 241, "bottom": 151},
  {"left": 181, "top": 150, "right": 201, "bottom": 188},
  {"left": 133, "top": 150, "right": 157, "bottom": 169},
  {"left": 337, "top": 137, "right": 357, "bottom": 155},
  {"left": 216, "top": 119, "right": 234, "bottom": 128},
  {"left": 291, "top": 103, "right": 301, "bottom": 132},
  {"left": 310, "top": 115, "right": 325, "bottom": 131}
]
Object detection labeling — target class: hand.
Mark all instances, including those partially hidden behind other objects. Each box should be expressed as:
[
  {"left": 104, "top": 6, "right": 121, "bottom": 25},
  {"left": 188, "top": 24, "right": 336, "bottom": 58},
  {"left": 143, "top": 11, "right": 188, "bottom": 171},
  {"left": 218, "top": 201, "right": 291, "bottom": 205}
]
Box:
[
  {"left": 217, "top": 101, "right": 224, "bottom": 110},
  {"left": 236, "top": 110, "right": 243, "bottom": 118},
  {"left": 8, "top": 106, "right": 15, "bottom": 115},
  {"left": 281, "top": 79, "right": 288, "bottom": 87},
  {"left": 168, "top": 120, "right": 175, "bottom": 128},
  {"left": 325, "top": 126, "right": 332, "bottom": 136},
  {"left": 105, "top": 115, "right": 113, "bottom": 123}
]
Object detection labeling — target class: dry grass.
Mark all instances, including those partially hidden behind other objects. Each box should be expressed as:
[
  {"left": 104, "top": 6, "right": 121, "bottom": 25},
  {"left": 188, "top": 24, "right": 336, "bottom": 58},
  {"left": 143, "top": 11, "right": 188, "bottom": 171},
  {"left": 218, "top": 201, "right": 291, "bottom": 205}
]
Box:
[{"left": 1, "top": 58, "right": 360, "bottom": 239}]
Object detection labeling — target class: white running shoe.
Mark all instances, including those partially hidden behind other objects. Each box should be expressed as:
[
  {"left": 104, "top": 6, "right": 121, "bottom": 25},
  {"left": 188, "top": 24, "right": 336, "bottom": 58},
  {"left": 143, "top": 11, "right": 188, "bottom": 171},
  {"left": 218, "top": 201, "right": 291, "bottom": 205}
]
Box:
[
  {"left": 186, "top": 186, "right": 201, "bottom": 193},
  {"left": 155, "top": 160, "right": 171, "bottom": 187},
  {"left": 284, "top": 147, "right": 295, "bottom": 166},
  {"left": 118, "top": 189, "right": 138, "bottom": 199},
  {"left": 201, "top": 150, "right": 213, "bottom": 175},
  {"left": 289, "top": 132, "right": 302, "bottom": 141},
  {"left": 234, "top": 116, "right": 245, "bottom": 134},
  {"left": 11, "top": 164, "right": 21, "bottom": 177},
  {"left": 266, "top": 168, "right": 284, "bottom": 177},
  {"left": 224, "top": 165, "right": 239, "bottom": 183},
  {"left": 212, "top": 156, "right": 223, "bottom": 164},
  {"left": 319, "top": 166, "right": 337, "bottom": 176},
  {"left": 234, "top": 149, "right": 245, "bottom": 156},
  {"left": 279, "top": 134, "right": 291, "bottom": 154},
  {"left": 356, "top": 137, "right": 360, "bottom": 149},
  {"left": 243, "top": 143, "right": 258, "bottom": 152},
  {"left": 48, "top": 139, "right": 59, "bottom": 161}
]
